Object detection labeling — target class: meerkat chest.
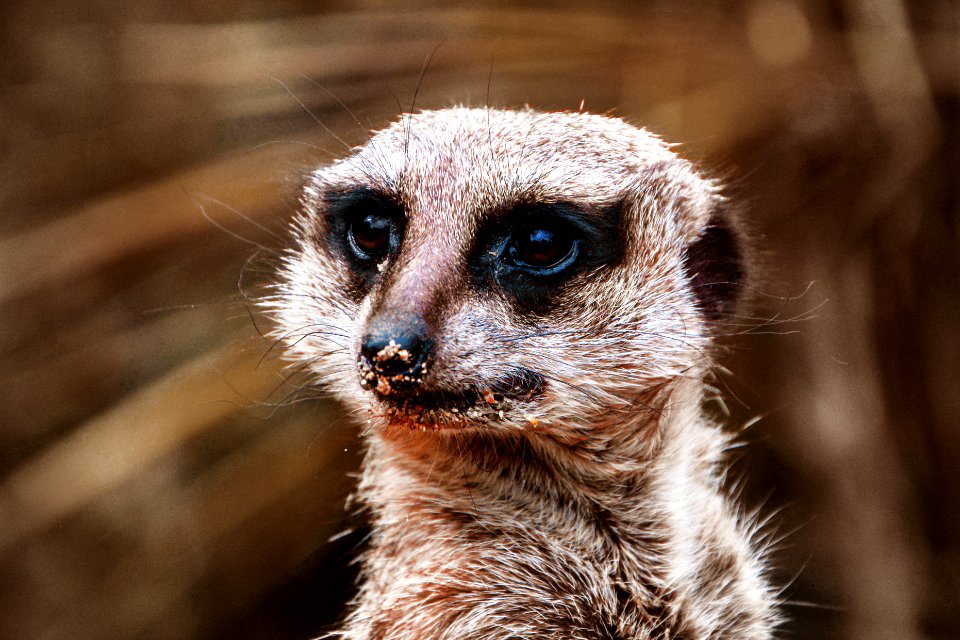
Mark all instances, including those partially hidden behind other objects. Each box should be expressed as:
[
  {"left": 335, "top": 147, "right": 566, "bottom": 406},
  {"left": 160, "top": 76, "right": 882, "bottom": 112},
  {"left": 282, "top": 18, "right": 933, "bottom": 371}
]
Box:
[{"left": 359, "top": 507, "right": 680, "bottom": 639}]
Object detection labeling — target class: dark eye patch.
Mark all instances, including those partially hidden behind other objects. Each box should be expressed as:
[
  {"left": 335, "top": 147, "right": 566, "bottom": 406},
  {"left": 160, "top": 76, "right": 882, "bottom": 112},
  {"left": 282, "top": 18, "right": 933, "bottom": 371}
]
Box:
[
  {"left": 322, "top": 187, "right": 406, "bottom": 292},
  {"left": 471, "top": 200, "right": 622, "bottom": 314}
]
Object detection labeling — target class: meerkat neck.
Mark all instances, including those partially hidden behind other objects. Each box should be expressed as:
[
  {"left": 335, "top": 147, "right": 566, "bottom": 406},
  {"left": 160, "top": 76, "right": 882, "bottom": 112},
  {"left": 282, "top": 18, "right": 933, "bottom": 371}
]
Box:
[
  {"left": 361, "top": 391, "right": 712, "bottom": 540},
  {"left": 341, "top": 391, "right": 774, "bottom": 640}
]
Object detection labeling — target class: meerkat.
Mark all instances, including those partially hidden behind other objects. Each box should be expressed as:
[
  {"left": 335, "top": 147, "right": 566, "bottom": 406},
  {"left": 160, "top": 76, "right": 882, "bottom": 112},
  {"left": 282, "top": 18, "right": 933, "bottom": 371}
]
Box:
[{"left": 268, "top": 107, "right": 778, "bottom": 639}]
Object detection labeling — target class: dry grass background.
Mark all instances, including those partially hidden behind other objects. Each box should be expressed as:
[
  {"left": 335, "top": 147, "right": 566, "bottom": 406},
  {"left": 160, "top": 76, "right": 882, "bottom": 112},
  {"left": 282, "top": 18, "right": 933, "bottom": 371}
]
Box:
[{"left": 0, "top": 1, "right": 957, "bottom": 638}]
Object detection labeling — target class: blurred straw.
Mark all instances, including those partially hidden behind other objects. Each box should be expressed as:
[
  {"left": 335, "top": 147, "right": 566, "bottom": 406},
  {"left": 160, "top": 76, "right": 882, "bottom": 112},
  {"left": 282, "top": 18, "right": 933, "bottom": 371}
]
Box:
[{"left": 0, "top": 340, "right": 279, "bottom": 551}]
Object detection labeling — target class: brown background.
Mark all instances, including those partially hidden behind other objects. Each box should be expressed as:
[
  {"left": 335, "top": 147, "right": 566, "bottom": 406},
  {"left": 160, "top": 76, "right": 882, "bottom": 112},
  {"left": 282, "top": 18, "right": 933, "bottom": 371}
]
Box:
[{"left": 1, "top": 1, "right": 957, "bottom": 638}]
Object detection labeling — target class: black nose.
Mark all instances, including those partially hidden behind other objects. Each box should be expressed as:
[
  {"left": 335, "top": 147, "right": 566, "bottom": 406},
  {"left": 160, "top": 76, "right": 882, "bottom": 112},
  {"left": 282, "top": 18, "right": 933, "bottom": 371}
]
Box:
[{"left": 359, "top": 322, "right": 430, "bottom": 393}]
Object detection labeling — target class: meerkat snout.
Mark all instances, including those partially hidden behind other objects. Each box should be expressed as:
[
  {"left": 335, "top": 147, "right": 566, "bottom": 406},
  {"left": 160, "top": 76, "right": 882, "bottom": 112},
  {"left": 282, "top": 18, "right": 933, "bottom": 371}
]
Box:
[{"left": 270, "top": 107, "right": 777, "bottom": 639}]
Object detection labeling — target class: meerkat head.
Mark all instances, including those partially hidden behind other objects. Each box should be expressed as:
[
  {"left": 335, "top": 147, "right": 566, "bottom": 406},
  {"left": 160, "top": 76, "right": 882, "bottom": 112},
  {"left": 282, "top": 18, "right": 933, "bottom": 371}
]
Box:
[{"left": 272, "top": 108, "right": 743, "bottom": 440}]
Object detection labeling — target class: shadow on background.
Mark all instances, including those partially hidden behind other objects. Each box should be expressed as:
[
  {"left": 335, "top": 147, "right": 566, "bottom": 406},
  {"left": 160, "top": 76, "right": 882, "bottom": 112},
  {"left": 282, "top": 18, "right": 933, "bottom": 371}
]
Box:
[{"left": 0, "top": 1, "right": 957, "bottom": 638}]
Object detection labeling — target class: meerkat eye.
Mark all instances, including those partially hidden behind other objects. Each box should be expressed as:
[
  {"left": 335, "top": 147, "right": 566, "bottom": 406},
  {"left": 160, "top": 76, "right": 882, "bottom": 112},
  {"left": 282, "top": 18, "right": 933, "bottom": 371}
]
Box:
[
  {"left": 507, "top": 218, "right": 579, "bottom": 273},
  {"left": 348, "top": 211, "right": 393, "bottom": 261}
]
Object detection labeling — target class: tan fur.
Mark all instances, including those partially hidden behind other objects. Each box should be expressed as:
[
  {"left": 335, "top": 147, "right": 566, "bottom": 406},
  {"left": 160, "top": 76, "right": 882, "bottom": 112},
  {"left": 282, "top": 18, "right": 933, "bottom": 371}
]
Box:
[{"left": 267, "top": 108, "right": 778, "bottom": 639}]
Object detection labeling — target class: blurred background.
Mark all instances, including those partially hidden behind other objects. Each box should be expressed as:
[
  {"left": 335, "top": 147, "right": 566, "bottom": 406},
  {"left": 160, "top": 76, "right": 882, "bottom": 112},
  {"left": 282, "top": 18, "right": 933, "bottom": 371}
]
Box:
[{"left": 1, "top": 1, "right": 957, "bottom": 638}]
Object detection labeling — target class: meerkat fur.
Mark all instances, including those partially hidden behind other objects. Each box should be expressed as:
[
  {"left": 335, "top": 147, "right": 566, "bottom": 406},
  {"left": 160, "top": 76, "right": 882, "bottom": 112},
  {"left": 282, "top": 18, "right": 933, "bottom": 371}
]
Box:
[{"left": 267, "top": 107, "right": 779, "bottom": 639}]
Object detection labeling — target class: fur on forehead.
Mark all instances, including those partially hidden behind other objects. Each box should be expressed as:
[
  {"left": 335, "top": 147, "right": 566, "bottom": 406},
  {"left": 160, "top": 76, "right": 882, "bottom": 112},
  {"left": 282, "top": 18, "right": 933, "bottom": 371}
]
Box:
[{"left": 308, "top": 107, "right": 718, "bottom": 242}]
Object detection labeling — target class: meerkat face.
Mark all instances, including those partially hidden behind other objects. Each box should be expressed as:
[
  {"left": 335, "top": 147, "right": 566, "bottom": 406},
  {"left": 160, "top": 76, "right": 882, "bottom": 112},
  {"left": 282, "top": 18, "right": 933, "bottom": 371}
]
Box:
[{"left": 273, "top": 108, "right": 742, "bottom": 436}]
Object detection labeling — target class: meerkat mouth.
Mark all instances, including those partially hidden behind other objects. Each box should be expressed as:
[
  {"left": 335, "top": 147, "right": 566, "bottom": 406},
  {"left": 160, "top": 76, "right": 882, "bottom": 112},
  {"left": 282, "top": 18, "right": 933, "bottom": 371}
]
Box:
[{"left": 368, "top": 369, "right": 546, "bottom": 430}]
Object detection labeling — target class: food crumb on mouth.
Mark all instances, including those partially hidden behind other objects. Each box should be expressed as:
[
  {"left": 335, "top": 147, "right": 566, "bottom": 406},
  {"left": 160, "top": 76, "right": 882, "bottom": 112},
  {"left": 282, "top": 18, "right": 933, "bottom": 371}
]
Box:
[
  {"left": 358, "top": 367, "right": 546, "bottom": 431},
  {"left": 375, "top": 377, "right": 393, "bottom": 395},
  {"left": 376, "top": 340, "right": 412, "bottom": 364}
]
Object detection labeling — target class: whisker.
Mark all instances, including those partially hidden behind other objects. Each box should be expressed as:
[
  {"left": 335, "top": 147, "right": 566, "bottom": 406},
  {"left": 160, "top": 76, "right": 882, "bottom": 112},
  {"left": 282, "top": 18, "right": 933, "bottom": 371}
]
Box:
[{"left": 271, "top": 76, "right": 354, "bottom": 153}]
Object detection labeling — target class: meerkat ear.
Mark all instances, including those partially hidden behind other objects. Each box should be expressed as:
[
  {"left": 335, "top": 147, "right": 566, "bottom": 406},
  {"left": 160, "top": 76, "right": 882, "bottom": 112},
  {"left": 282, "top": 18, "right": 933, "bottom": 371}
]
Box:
[{"left": 681, "top": 200, "right": 745, "bottom": 321}]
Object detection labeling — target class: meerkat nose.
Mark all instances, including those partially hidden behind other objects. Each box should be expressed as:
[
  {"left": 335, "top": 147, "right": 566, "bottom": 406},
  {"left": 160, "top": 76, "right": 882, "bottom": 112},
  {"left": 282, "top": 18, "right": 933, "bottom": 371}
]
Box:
[{"left": 358, "top": 315, "right": 431, "bottom": 392}]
